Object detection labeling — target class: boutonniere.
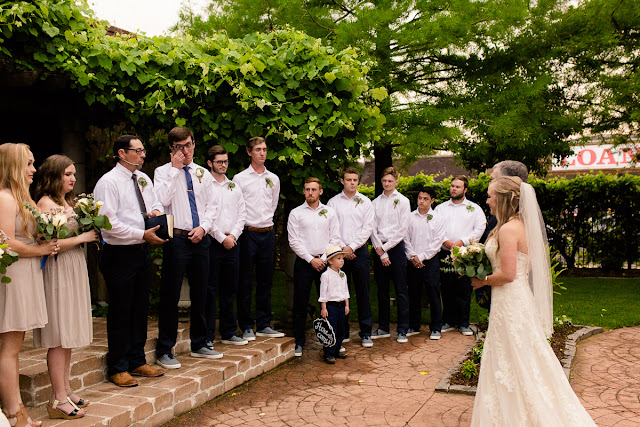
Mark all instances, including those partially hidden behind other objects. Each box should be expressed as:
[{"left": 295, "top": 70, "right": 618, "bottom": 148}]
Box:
[
  {"left": 427, "top": 214, "right": 433, "bottom": 222},
  {"left": 318, "top": 208, "right": 328, "bottom": 218},
  {"left": 466, "top": 205, "right": 475, "bottom": 212},
  {"left": 265, "top": 178, "right": 274, "bottom": 188},
  {"left": 228, "top": 182, "right": 236, "bottom": 191},
  {"left": 339, "top": 272, "right": 345, "bottom": 278},
  {"left": 354, "top": 196, "right": 364, "bottom": 207},
  {"left": 137, "top": 177, "right": 148, "bottom": 192},
  {"left": 393, "top": 199, "right": 399, "bottom": 209},
  {"left": 196, "top": 168, "right": 205, "bottom": 183}
]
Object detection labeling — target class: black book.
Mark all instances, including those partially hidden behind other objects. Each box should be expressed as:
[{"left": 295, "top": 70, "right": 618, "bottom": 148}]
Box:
[{"left": 144, "top": 214, "right": 174, "bottom": 239}]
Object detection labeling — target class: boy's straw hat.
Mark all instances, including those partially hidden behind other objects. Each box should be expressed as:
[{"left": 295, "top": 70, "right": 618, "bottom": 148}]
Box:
[{"left": 325, "top": 246, "right": 345, "bottom": 261}]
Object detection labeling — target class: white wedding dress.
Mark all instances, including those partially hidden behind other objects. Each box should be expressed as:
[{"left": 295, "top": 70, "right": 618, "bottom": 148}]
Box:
[{"left": 470, "top": 238, "right": 597, "bottom": 426}]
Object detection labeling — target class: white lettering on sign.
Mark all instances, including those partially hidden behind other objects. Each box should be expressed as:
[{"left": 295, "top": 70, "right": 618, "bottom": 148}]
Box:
[{"left": 553, "top": 144, "right": 635, "bottom": 171}]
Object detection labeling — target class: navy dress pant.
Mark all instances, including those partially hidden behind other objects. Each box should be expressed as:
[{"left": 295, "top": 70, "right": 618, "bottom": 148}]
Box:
[
  {"left": 324, "top": 301, "right": 346, "bottom": 358},
  {"left": 439, "top": 250, "right": 472, "bottom": 328},
  {"left": 206, "top": 239, "right": 240, "bottom": 341},
  {"left": 407, "top": 257, "right": 442, "bottom": 332},
  {"left": 373, "top": 243, "right": 409, "bottom": 334},
  {"left": 342, "top": 245, "right": 373, "bottom": 339},
  {"left": 292, "top": 257, "right": 323, "bottom": 346}
]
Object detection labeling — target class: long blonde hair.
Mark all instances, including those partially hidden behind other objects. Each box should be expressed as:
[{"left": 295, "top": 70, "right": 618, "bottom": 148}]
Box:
[
  {"left": 487, "top": 176, "right": 522, "bottom": 248},
  {"left": 0, "top": 143, "right": 37, "bottom": 235}
]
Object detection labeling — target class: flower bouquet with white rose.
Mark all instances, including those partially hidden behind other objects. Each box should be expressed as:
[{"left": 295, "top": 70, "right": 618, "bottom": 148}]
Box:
[
  {"left": 24, "top": 204, "right": 70, "bottom": 269},
  {"left": 0, "top": 229, "right": 19, "bottom": 284},
  {"left": 450, "top": 239, "right": 492, "bottom": 280},
  {"left": 74, "top": 193, "right": 112, "bottom": 233}
]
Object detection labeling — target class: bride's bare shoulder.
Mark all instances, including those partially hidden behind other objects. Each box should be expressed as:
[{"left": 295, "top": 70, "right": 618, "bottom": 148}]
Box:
[{"left": 498, "top": 219, "right": 526, "bottom": 239}]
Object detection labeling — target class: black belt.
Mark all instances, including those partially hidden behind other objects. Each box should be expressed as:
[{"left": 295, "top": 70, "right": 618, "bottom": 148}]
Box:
[
  {"left": 326, "top": 301, "right": 346, "bottom": 307},
  {"left": 104, "top": 242, "right": 148, "bottom": 250}
]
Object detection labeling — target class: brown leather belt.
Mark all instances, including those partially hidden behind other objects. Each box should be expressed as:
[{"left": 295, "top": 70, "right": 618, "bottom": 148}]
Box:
[
  {"left": 173, "top": 228, "right": 191, "bottom": 237},
  {"left": 245, "top": 226, "right": 273, "bottom": 233},
  {"left": 312, "top": 254, "right": 322, "bottom": 259}
]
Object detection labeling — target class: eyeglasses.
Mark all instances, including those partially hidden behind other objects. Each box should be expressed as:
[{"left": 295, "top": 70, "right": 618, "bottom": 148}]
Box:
[
  {"left": 213, "top": 160, "right": 229, "bottom": 165},
  {"left": 172, "top": 141, "right": 195, "bottom": 151},
  {"left": 123, "top": 148, "right": 146, "bottom": 155}
]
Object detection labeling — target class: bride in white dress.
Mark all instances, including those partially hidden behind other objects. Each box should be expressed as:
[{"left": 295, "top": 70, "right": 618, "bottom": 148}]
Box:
[{"left": 470, "top": 176, "right": 596, "bottom": 426}]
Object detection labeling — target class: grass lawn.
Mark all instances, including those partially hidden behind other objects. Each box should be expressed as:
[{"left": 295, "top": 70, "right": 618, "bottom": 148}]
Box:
[{"left": 269, "top": 271, "right": 640, "bottom": 331}]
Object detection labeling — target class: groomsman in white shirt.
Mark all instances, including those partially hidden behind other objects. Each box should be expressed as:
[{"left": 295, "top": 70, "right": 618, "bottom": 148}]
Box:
[
  {"left": 370, "top": 167, "right": 411, "bottom": 343},
  {"left": 232, "top": 137, "right": 285, "bottom": 340},
  {"left": 95, "top": 134, "right": 167, "bottom": 387},
  {"left": 327, "top": 167, "right": 375, "bottom": 348},
  {"left": 205, "top": 145, "right": 248, "bottom": 346},
  {"left": 287, "top": 177, "right": 341, "bottom": 357},
  {"left": 405, "top": 187, "right": 447, "bottom": 340},
  {"left": 154, "top": 127, "right": 220, "bottom": 370},
  {"left": 434, "top": 175, "right": 486, "bottom": 336}
]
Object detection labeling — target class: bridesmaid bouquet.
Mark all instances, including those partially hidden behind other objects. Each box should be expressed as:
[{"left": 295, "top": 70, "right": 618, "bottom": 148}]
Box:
[
  {"left": 0, "top": 229, "right": 19, "bottom": 284},
  {"left": 24, "top": 204, "right": 70, "bottom": 268},
  {"left": 74, "top": 193, "right": 112, "bottom": 233},
  {"left": 450, "top": 239, "right": 492, "bottom": 280}
]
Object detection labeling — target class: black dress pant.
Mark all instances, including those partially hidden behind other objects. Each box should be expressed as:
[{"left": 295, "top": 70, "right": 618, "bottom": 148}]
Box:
[
  {"left": 373, "top": 243, "right": 409, "bottom": 334},
  {"left": 157, "top": 235, "right": 210, "bottom": 355},
  {"left": 206, "top": 239, "right": 240, "bottom": 341},
  {"left": 342, "top": 245, "right": 373, "bottom": 338},
  {"left": 100, "top": 243, "right": 151, "bottom": 376},
  {"left": 439, "top": 250, "right": 472, "bottom": 328},
  {"left": 407, "top": 257, "right": 442, "bottom": 332},
  {"left": 237, "top": 229, "right": 275, "bottom": 331},
  {"left": 292, "top": 257, "right": 323, "bottom": 346}
]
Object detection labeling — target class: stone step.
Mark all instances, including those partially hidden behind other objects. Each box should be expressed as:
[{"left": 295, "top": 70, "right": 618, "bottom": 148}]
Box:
[
  {"left": 19, "top": 318, "right": 194, "bottom": 407},
  {"left": 25, "top": 335, "right": 294, "bottom": 426}
]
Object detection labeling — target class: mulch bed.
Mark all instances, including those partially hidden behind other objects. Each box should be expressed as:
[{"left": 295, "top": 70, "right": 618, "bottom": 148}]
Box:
[{"left": 449, "top": 323, "right": 581, "bottom": 387}]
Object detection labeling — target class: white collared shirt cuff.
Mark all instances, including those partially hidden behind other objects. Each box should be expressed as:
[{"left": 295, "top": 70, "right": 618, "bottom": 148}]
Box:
[
  {"left": 214, "top": 230, "right": 227, "bottom": 243},
  {"left": 303, "top": 254, "right": 314, "bottom": 263},
  {"left": 380, "top": 252, "right": 389, "bottom": 260}
]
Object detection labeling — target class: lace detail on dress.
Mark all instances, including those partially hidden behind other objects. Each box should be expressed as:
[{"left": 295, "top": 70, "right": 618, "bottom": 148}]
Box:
[{"left": 470, "top": 238, "right": 596, "bottom": 426}]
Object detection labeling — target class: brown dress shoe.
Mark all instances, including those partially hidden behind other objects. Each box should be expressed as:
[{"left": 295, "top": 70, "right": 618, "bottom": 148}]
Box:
[
  {"left": 109, "top": 372, "right": 138, "bottom": 387},
  {"left": 131, "top": 364, "right": 165, "bottom": 377}
]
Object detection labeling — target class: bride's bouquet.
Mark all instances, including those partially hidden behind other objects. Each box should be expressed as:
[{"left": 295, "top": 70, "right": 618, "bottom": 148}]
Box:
[
  {"left": 0, "top": 229, "right": 19, "bottom": 284},
  {"left": 24, "top": 204, "right": 70, "bottom": 268},
  {"left": 450, "top": 239, "right": 492, "bottom": 280},
  {"left": 74, "top": 193, "right": 112, "bottom": 233}
]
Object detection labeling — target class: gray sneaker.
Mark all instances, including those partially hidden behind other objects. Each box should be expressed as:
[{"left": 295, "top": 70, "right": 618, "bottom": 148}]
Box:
[
  {"left": 191, "top": 346, "right": 223, "bottom": 359},
  {"left": 294, "top": 345, "right": 303, "bottom": 357},
  {"left": 156, "top": 353, "right": 181, "bottom": 369},
  {"left": 361, "top": 336, "right": 373, "bottom": 348},
  {"left": 256, "top": 327, "right": 285, "bottom": 338},
  {"left": 243, "top": 329, "right": 256, "bottom": 341},
  {"left": 406, "top": 328, "right": 420, "bottom": 337},
  {"left": 339, "top": 346, "right": 346, "bottom": 353},
  {"left": 430, "top": 331, "right": 441, "bottom": 340},
  {"left": 371, "top": 329, "right": 390, "bottom": 339},
  {"left": 206, "top": 340, "right": 213, "bottom": 348},
  {"left": 460, "top": 326, "right": 474, "bottom": 336},
  {"left": 397, "top": 333, "right": 408, "bottom": 343},
  {"left": 221, "top": 335, "right": 249, "bottom": 345},
  {"left": 441, "top": 323, "right": 455, "bottom": 333},
  {"left": 342, "top": 337, "right": 351, "bottom": 343}
]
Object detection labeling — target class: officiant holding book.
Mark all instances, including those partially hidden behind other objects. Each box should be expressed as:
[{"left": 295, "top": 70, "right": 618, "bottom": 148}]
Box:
[
  {"left": 154, "top": 127, "right": 219, "bottom": 370},
  {"left": 94, "top": 134, "right": 168, "bottom": 387}
]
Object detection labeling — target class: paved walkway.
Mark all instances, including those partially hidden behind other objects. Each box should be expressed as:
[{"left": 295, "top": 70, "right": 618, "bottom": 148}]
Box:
[{"left": 165, "top": 326, "right": 640, "bottom": 427}]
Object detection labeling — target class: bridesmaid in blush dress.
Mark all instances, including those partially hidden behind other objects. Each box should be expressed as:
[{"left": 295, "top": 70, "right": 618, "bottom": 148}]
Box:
[
  {"left": 33, "top": 155, "right": 98, "bottom": 420},
  {"left": 0, "top": 143, "right": 57, "bottom": 427}
]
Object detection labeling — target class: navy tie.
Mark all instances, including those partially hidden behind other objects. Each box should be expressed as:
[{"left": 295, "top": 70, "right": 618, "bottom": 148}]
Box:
[{"left": 183, "top": 166, "right": 200, "bottom": 228}]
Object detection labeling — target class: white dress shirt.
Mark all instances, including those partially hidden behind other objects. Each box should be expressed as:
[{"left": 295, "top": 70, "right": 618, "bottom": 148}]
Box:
[
  {"left": 287, "top": 201, "right": 340, "bottom": 263},
  {"left": 327, "top": 191, "right": 374, "bottom": 251},
  {"left": 318, "top": 268, "right": 350, "bottom": 303},
  {"left": 370, "top": 189, "right": 411, "bottom": 260},
  {"left": 232, "top": 165, "right": 279, "bottom": 228},
  {"left": 405, "top": 208, "right": 447, "bottom": 262},
  {"left": 209, "top": 176, "right": 247, "bottom": 243},
  {"left": 433, "top": 198, "right": 486, "bottom": 249},
  {"left": 153, "top": 161, "right": 216, "bottom": 234},
  {"left": 93, "top": 162, "right": 163, "bottom": 245}
]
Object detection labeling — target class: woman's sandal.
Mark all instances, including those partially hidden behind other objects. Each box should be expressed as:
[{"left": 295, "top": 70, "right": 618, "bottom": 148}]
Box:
[
  {"left": 67, "top": 389, "right": 89, "bottom": 408},
  {"left": 3, "top": 408, "right": 28, "bottom": 427},
  {"left": 19, "top": 403, "right": 42, "bottom": 427},
  {"left": 46, "top": 398, "right": 85, "bottom": 420}
]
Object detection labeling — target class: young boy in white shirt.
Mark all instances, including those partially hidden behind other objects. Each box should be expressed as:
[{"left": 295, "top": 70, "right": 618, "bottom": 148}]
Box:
[{"left": 319, "top": 246, "right": 350, "bottom": 364}]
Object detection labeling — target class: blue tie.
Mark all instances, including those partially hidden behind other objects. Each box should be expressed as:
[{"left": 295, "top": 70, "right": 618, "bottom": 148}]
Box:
[{"left": 183, "top": 166, "right": 200, "bottom": 228}]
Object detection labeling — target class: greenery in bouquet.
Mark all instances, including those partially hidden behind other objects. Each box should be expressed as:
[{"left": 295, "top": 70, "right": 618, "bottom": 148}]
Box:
[
  {"left": 450, "top": 240, "right": 493, "bottom": 280},
  {"left": 24, "top": 204, "right": 70, "bottom": 241},
  {"left": 74, "top": 194, "right": 112, "bottom": 233},
  {"left": 0, "top": 229, "right": 19, "bottom": 284}
]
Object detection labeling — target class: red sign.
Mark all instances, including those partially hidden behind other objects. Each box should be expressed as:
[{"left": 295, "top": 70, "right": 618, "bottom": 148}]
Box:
[{"left": 553, "top": 144, "right": 637, "bottom": 171}]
